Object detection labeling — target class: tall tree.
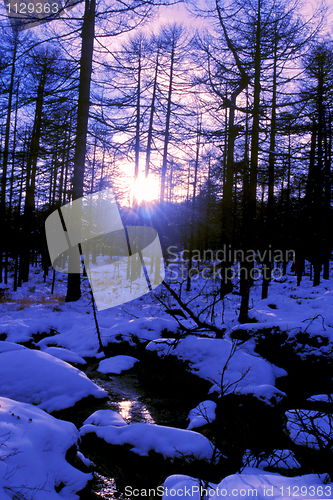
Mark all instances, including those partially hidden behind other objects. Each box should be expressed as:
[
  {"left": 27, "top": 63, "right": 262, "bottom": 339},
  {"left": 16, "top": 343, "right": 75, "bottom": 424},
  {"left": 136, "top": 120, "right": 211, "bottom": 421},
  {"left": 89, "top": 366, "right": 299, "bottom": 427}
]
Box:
[
  {"left": 302, "top": 41, "right": 333, "bottom": 287},
  {"left": 65, "top": 0, "right": 96, "bottom": 301},
  {"left": 0, "top": 31, "right": 18, "bottom": 283}
]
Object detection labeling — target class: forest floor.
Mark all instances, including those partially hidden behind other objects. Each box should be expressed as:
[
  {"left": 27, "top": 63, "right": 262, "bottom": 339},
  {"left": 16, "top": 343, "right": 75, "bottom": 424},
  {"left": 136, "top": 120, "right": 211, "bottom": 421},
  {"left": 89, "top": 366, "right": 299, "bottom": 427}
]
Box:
[{"left": 0, "top": 261, "right": 333, "bottom": 499}]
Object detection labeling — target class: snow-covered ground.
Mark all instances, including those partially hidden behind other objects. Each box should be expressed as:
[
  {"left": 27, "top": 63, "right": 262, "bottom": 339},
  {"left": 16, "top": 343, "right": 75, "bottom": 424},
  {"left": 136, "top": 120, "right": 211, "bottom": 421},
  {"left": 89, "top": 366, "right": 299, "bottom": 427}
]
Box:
[{"left": 0, "top": 262, "right": 333, "bottom": 497}]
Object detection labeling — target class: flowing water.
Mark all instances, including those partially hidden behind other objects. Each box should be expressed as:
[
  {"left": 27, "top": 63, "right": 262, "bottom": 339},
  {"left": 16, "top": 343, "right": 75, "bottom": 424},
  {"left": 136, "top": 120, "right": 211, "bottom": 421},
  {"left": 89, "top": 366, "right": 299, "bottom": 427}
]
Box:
[{"left": 82, "top": 368, "right": 200, "bottom": 499}]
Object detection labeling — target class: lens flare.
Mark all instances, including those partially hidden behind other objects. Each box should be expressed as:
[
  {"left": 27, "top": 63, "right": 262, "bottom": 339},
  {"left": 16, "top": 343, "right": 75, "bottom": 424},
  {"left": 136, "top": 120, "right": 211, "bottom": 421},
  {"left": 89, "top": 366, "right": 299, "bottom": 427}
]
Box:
[{"left": 130, "top": 176, "right": 160, "bottom": 204}]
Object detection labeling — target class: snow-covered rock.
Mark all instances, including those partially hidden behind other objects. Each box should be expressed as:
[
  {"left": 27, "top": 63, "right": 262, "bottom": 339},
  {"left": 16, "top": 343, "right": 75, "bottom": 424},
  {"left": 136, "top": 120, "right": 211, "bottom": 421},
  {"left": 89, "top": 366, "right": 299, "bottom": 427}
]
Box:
[
  {"left": 187, "top": 400, "right": 216, "bottom": 430},
  {"left": 97, "top": 355, "right": 139, "bottom": 374},
  {"left": 0, "top": 397, "right": 92, "bottom": 500},
  {"left": 83, "top": 409, "right": 127, "bottom": 427},
  {"left": 147, "top": 336, "right": 287, "bottom": 398},
  {"left": 80, "top": 422, "right": 219, "bottom": 462},
  {"left": 43, "top": 346, "right": 87, "bottom": 365},
  {"left": 0, "top": 349, "right": 107, "bottom": 413}
]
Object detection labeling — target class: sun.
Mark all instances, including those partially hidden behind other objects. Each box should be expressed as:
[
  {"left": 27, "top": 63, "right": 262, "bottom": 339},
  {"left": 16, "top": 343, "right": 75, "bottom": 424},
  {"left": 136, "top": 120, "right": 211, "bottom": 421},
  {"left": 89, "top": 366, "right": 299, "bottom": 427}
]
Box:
[{"left": 130, "top": 175, "right": 160, "bottom": 205}]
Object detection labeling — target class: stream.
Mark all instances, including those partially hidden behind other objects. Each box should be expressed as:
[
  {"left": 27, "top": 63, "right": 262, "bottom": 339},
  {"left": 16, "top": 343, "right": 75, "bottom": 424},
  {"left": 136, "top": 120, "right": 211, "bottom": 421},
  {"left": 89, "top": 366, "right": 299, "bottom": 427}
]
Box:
[
  {"left": 73, "top": 331, "right": 333, "bottom": 498},
  {"left": 79, "top": 360, "right": 210, "bottom": 499}
]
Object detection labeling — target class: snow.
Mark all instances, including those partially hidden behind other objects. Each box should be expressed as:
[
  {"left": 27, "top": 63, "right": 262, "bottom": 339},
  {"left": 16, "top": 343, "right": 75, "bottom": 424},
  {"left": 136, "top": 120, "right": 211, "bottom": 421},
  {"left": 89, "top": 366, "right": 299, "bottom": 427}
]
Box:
[
  {"left": 162, "top": 475, "right": 206, "bottom": 500},
  {"left": 77, "top": 451, "right": 92, "bottom": 468},
  {"left": 236, "top": 384, "right": 286, "bottom": 405},
  {"left": 0, "top": 305, "right": 104, "bottom": 356},
  {"left": 0, "top": 349, "right": 107, "bottom": 413},
  {"left": 307, "top": 394, "right": 333, "bottom": 403},
  {"left": 0, "top": 397, "right": 92, "bottom": 500},
  {"left": 286, "top": 409, "right": 333, "bottom": 449},
  {"left": 0, "top": 301, "right": 179, "bottom": 357},
  {"left": 80, "top": 422, "right": 219, "bottom": 462},
  {"left": 83, "top": 409, "right": 128, "bottom": 427},
  {"left": 2, "top": 264, "right": 333, "bottom": 498},
  {"left": 162, "top": 468, "right": 331, "bottom": 500},
  {"left": 97, "top": 355, "right": 139, "bottom": 374},
  {"left": 2, "top": 262, "right": 333, "bottom": 363},
  {"left": 99, "top": 315, "right": 179, "bottom": 344},
  {"left": 147, "top": 336, "right": 287, "bottom": 399},
  {"left": 232, "top": 282, "right": 333, "bottom": 355},
  {"left": 0, "top": 341, "right": 26, "bottom": 352},
  {"left": 187, "top": 400, "right": 216, "bottom": 430},
  {"left": 42, "top": 346, "right": 87, "bottom": 365}
]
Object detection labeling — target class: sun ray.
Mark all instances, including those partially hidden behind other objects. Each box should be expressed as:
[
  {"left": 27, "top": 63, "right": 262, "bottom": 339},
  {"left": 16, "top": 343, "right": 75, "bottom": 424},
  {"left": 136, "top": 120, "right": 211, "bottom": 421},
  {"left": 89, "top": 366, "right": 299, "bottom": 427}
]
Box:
[{"left": 130, "top": 175, "right": 160, "bottom": 205}]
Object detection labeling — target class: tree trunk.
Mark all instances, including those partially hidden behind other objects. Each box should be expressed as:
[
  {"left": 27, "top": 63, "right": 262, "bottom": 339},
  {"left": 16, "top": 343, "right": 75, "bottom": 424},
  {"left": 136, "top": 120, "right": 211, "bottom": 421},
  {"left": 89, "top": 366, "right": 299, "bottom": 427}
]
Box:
[
  {"left": 262, "top": 35, "right": 277, "bottom": 299},
  {"left": 134, "top": 39, "right": 141, "bottom": 183},
  {"left": 186, "top": 120, "right": 200, "bottom": 291},
  {"left": 0, "top": 37, "right": 17, "bottom": 283},
  {"left": 239, "top": 0, "right": 261, "bottom": 323},
  {"left": 160, "top": 39, "right": 175, "bottom": 203},
  {"left": 323, "top": 111, "right": 331, "bottom": 279},
  {"left": 19, "top": 68, "right": 47, "bottom": 283},
  {"left": 66, "top": 0, "right": 96, "bottom": 302},
  {"left": 215, "top": 6, "right": 250, "bottom": 299},
  {"left": 145, "top": 44, "right": 160, "bottom": 178}
]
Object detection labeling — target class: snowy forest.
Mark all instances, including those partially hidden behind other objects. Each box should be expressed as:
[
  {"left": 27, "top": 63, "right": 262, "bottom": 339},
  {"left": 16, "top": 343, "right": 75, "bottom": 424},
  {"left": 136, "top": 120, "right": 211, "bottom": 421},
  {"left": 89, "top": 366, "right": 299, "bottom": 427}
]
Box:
[{"left": 1, "top": 0, "right": 333, "bottom": 498}]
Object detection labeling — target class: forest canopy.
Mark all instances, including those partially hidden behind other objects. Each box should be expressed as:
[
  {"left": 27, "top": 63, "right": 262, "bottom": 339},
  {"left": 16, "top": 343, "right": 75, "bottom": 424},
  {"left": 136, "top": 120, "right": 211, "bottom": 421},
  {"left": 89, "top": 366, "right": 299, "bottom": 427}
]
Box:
[{"left": 0, "top": 0, "right": 331, "bottom": 322}]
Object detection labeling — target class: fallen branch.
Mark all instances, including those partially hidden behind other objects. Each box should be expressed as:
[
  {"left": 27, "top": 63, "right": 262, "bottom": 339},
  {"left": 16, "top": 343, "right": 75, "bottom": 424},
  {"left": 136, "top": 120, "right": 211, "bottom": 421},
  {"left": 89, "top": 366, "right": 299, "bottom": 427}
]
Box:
[{"left": 162, "top": 280, "right": 226, "bottom": 338}]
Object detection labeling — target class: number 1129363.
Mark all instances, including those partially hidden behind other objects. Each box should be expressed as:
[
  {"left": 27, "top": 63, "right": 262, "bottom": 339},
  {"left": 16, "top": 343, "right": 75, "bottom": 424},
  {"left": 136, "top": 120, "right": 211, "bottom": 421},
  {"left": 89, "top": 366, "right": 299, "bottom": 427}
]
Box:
[
  {"left": 279, "top": 485, "right": 332, "bottom": 497},
  {"left": 6, "top": 2, "right": 59, "bottom": 15}
]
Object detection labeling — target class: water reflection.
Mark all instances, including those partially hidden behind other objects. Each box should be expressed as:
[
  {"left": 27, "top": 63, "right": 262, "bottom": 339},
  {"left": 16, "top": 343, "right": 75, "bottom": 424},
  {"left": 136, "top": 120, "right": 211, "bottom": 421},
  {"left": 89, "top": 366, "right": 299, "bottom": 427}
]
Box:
[
  {"left": 93, "top": 473, "right": 129, "bottom": 499},
  {"left": 118, "top": 399, "right": 155, "bottom": 424},
  {"left": 118, "top": 400, "right": 131, "bottom": 420},
  {"left": 141, "top": 405, "right": 155, "bottom": 424}
]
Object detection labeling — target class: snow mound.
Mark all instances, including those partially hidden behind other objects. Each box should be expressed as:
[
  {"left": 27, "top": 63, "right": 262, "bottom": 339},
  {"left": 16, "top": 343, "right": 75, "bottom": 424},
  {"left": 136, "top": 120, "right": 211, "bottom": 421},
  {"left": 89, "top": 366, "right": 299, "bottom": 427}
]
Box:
[
  {"left": 187, "top": 400, "right": 216, "bottom": 430},
  {"left": 43, "top": 346, "right": 87, "bottom": 365},
  {"left": 237, "top": 384, "right": 286, "bottom": 405},
  {"left": 163, "top": 468, "right": 331, "bottom": 500},
  {"left": 0, "top": 341, "right": 26, "bottom": 353},
  {"left": 147, "top": 336, "right": 286, "bottom": 397},
  {"left": 0, "top": 349, "right": 107, "bottom": 412},
  {"left": 80, "top": 422, "right": 218, "bottom": 462},
  {"left": 0, "top": 397, "right": 92, "bottom": 500},
  {"left": 83, "top": 409, "right": 127, "bottom": 427},
  {"left": 100, "top": 316, "right": 179, "bottom": 345},
  {"left": 97, "top": 355, "right": 139, "bottom": 374}
]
